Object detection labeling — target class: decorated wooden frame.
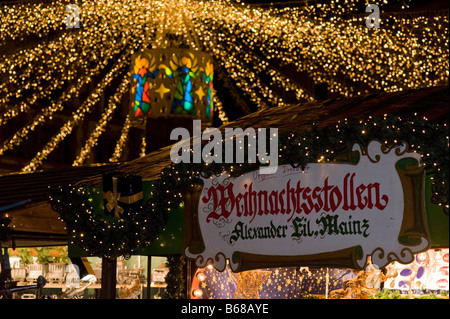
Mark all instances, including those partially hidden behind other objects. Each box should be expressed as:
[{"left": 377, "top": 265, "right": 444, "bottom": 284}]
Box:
[{"left": 183, "top": 140, "right": 431, "bottom": 272}]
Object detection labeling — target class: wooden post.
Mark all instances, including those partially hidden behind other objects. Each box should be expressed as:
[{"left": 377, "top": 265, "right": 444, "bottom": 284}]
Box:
[
  {"left": 185, "top": 258, "right": 191, "bottom": 299},
  {"left": 147, "top": 256, "right": 152, "bottom": 299},
  {"left": 100, "top": 257, "right": 117, "bottom": 299}
]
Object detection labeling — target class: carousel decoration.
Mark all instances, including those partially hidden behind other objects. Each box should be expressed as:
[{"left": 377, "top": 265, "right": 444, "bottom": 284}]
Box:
[
  {"left": 131, "top": 54, "right": 159, "bottom": 118},
  {"left": 129, "top": 0, "right": 214, "bottom": 130},
  {"left": 130, "top": 49, "right": 214, "bottom": 121}
]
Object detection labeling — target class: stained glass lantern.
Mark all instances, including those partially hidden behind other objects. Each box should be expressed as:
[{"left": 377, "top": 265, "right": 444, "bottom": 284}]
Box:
[{"left": 130, "top": 48, "right": 214, "bottom": 124}]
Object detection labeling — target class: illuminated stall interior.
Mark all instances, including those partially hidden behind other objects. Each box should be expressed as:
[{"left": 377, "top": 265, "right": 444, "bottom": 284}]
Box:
[
  {"left": 190, "top": 249, "right": 449, "bottom": 299},
  {"left": 5, "top": 247, "right": 169, "bottom": 299}
]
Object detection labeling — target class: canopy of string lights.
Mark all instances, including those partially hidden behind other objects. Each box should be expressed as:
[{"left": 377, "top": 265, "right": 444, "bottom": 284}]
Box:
[{"left": 0, "top": 0, "right": 448, "bottom": 173}]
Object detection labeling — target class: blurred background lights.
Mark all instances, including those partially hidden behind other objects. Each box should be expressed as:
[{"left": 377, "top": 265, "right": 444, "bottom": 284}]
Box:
[{"left": 0, "top": 0, "right": 448, "bottom": 172}]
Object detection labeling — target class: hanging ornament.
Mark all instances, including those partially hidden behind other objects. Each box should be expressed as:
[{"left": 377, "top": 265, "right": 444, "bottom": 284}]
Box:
[{"left": 129, "top": 48, "right": 214, "bottom": 123}]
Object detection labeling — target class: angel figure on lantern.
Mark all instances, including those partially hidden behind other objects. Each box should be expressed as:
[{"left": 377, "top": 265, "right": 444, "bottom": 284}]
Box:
[
  {"left": 202, "top": 61, "right": 214, "bottom": 119},
  {"left": 131, "top": 54, "right": 159, "bottom": 117},
  {"left": 164, "top": 52, "right": 199, "bottom": 115}
]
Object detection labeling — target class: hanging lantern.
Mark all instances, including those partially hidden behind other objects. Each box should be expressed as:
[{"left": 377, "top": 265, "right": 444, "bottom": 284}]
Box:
[{"left": 130, "top": 48, "right": 214, "bottom": 124}]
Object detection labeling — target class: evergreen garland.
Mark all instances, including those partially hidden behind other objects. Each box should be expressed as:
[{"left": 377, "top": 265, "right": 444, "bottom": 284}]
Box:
[
  {"left": 169, "top": 115, "right": 448, "bottom": 213},
  {"left": 42, "top": 114, "right": 448, "bottom": 293},
  {"left": 276, "top": 115, "right": 448, "bottom": 212},
  {"left": 164, "top": 255, "right": 186, "bottom": 299},
  {"left": 48, "top": 179, "right": 173, "bottom": 259}
]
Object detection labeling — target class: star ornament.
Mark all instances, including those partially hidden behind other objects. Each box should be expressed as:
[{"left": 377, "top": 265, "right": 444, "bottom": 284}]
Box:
[
  {"left": 155, "top": 83, "right": 170, "bottom": 99},
  {"left": 195, "top": 86, "right": 205, "bottom": 101}
]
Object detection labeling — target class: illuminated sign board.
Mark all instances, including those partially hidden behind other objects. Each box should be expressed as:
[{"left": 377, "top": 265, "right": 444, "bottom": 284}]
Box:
[{"left": 184, "top": 141, "right": 431, "bottom": 272}]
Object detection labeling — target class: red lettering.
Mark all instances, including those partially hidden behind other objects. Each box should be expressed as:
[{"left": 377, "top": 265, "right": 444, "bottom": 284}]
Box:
[
  {"left": 286, "top": 180, "right": 298, "bottom": 222},
  {"left": 356, "top": 184, "right": 367, "bottom": 209},
  {"left": 312, "top": 186, "right": 323, "bottom": 212},
  {"left": 329, "top": 186, "right": 343, "bottom": 211},
  {"left": 322, "top": 177, "right": 333, "bottom": 212},
  {"left": 366, "top": 182, "right": 389, "bottom": 210},
  {"left": 301, "top": 187, "right": 314, "bottom": 215},
  {"left": 269, "top": 190, "right": 280, "bottom": 215},
  {"left": 278, "top": 189, "right": 286, "bottom": 215},
  {"left": 203, "top": 183, "right": 235, "bottom": 222},
  {"left": 201, "top": 172, "right": 390, "bottom": 224}
]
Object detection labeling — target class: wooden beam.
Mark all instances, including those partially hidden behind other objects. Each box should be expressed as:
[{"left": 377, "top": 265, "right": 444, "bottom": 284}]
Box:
[
  {"left": 100, "top": 258, "right": 117, "bottom": 299},
  {"left": 6, "top": 202, "right": 66, "bottom": 235}
]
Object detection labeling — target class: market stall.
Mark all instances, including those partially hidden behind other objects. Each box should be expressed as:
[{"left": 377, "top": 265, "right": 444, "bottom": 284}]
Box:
[
  {"left": 180, "top": 84, "right": 449, "bottom": 299},
  {"left": 1, "top": 85, "right": 448, "bottom": 299}
]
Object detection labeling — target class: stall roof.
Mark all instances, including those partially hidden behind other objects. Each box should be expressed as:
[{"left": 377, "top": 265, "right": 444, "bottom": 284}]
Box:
[
  {"left": 0, "top": 163, "right": 118, "bottom": 247},
  {"left": 109, "top": 84, "right": 449, "bottom": 181},
  {"left": 0, "top": 85, "right": 448, "bottom": 247}
]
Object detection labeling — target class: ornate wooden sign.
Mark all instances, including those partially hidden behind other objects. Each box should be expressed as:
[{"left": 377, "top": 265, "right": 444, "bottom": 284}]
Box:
[{"left": 184, "top": 141, "right": 431, "bottom": 272}]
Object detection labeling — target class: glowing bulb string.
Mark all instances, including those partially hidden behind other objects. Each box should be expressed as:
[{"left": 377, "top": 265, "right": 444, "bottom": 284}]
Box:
[
  {"left": 213, "top": 94, "right": 229, "bottom": 125},
  {"left": 72, "top": 75, "right": 130, "bottom": 166},
  {"left": 214, "top": 25, "right": 314, "bottom": 103},
  {"left": 0, "top": 0, "right": 447, "bottom": 169},
  {"left": 229, "top": 4, "right": 447, "bottom": 95},
  {"left": 0, "top": 10, "right": 142, "bottom": 124},
  {"left": 20, "top": 1, "right": 163, "bottom": 170},
  {"left": 1, "top": 3, "right": 160, "bottom": 151},
  {"left": 0, "top": 43, "right": 128, "bottom": 155},
  {"left": 109, "top": 114, "right": 131, "bottom": 163},
  {"left": 21, "top": 53, "right": 131, "bottom": 172},
  {"left": 0, "top": 0, "right": 160, "bottom": 116},
  {"left": 199, "top": 4, "right": 354, "bottom": 97},
  {"left": 0, "top": 28, "right": 127, "bottom": 113},
  {"left": 218, "top": 41, "right": 284, "bottom": 108},
  {"left": 0, "top": 1, "right": 66, "bottom": 46},
  {"left": 211, "top": 42, "right": 270, "bottom": 109},
  {"left": 1, "top": 53, "right": 104, "bottom": 128},
  {"left": 0, "top": 34, "right": 81, "bottom": 106}
]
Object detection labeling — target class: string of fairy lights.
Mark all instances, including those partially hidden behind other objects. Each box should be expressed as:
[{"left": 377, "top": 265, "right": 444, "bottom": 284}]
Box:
[
  {"left": 21, "top": 54, "right": 129, "bottom": 171},
  {"left": 72, "top": 75, "right": 131, "bottom": 166},
  {"left": 1, "top": 0, "right": 162, "bottom": 167},
  {"left": 0, "top": 0, "right": 448, "bottom": 171},
  {"left": 46, "top": 113, "right": 448, "bottom": 262},
  {"left": 109, "top": 114, "right": 131, "bottom": 163},
  {"left": 0, "top": 2, "right": 66, "bottom": 46}
]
